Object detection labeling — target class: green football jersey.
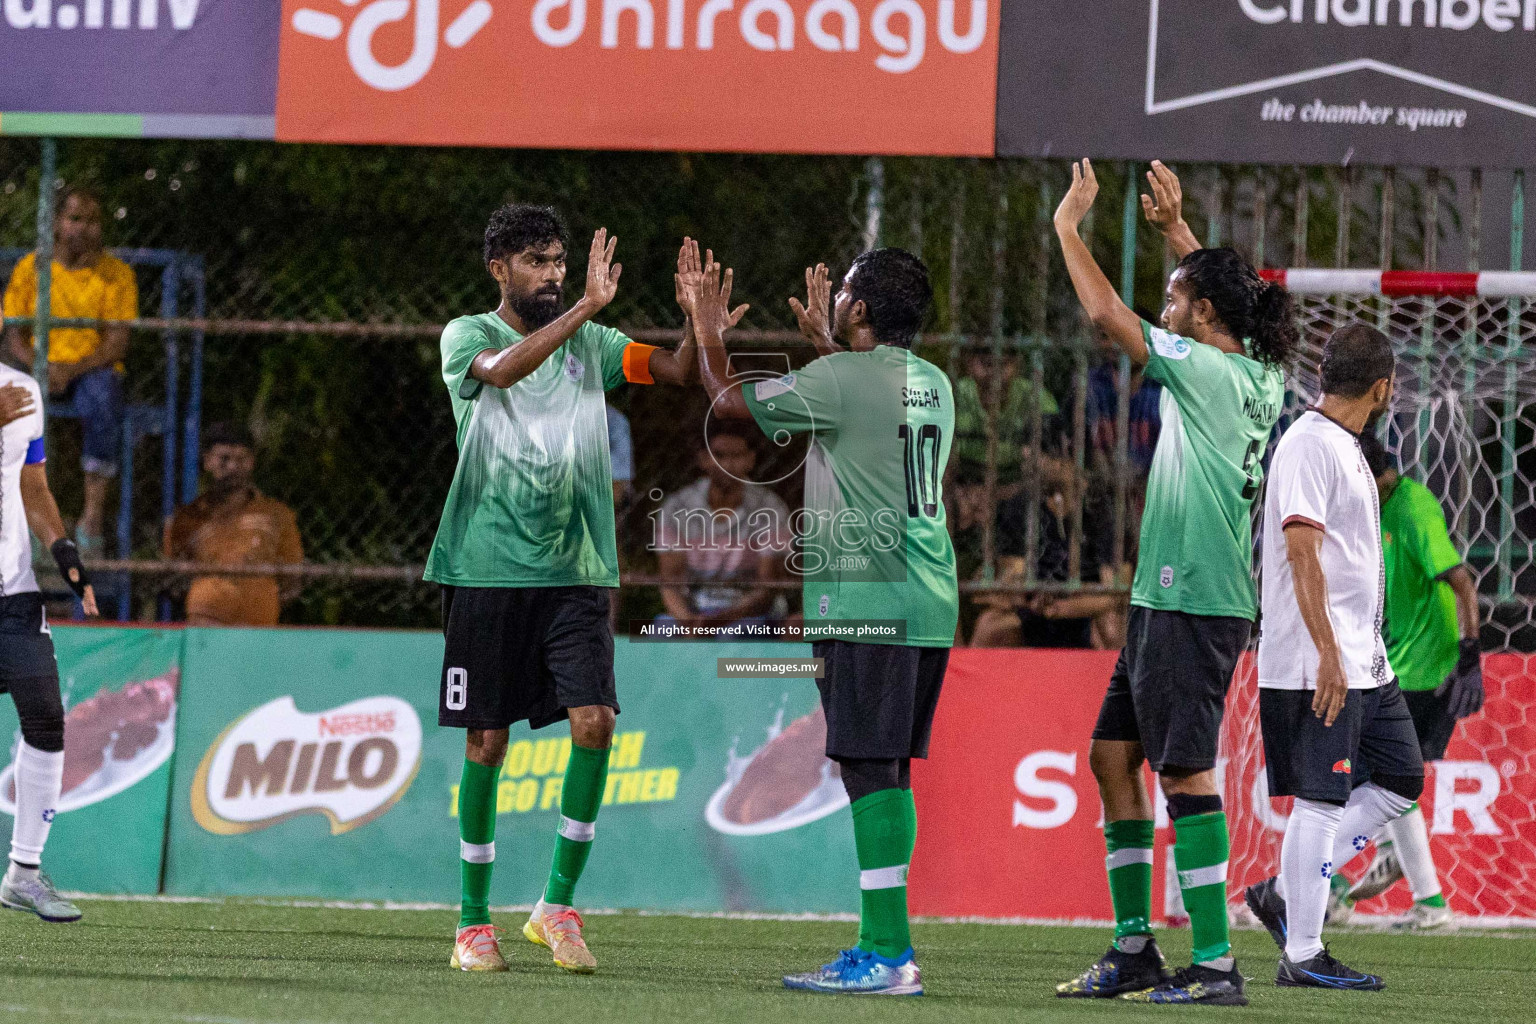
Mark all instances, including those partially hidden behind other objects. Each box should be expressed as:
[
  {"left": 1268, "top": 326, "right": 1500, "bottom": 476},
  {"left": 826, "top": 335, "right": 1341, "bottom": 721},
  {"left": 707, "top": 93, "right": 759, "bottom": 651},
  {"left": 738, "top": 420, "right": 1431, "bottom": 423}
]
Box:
[
  {"left": 743, "top": 345, "right": 959, "bottom": 647},
  {"left": 1132, "top": 322, "right": 1285, "bottom": 618},
  {"left": 1381, "top": 476, "right": 1464, "bottom": 691},
  {"left": 424, "top": 312, "right": 638, "bottom": 588}
]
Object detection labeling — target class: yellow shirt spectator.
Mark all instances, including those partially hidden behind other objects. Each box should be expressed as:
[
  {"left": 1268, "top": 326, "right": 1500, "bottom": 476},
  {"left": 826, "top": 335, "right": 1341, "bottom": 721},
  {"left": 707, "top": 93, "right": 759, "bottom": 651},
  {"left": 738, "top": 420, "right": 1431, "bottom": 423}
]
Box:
[{"left": 3, "top": 251, "right": 137, "bottom": 366}]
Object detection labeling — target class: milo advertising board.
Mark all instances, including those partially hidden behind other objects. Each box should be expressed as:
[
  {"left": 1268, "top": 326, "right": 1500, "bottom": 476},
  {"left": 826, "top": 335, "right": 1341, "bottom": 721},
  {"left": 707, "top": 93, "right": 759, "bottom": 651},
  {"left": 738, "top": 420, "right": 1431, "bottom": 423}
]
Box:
[
  {"left": 0, "top": 627, "right": 182, "bottom": 894},
  {"left": 165, "top": 632, "right": 858, "bottom": 912}
]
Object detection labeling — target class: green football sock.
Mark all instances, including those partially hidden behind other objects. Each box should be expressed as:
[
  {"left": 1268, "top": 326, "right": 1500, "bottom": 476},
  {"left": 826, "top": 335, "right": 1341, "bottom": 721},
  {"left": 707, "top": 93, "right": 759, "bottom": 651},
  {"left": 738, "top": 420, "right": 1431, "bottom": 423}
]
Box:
[
  {"left": 1104, "top": 819, "right": 1155, "bottom": 940},
  {"left": 543, "top": 741, "right": 609, "bottom": 906},
  {"left": 851, "top": 789, "right": 915, "bottom": 959},
  {"left": 1173, "top": 811, "right": 1231, "bottom": 965},
  {"left": 1419, "top": 893, "right": 1448, "bottom": 908},
  {"left": 856, "top": 788, "right": 920, "bottom": 952},
  {"left": 458, "top": 758, "right": 499, "bottom": 929}
]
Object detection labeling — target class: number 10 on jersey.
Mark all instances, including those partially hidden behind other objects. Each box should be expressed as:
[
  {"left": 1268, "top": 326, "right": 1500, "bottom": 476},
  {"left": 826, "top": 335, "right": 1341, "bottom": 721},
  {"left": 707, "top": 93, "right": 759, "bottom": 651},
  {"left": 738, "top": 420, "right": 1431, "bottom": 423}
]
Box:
[{"left": 900, "top": 424, "right": 942, "bottom": 518}]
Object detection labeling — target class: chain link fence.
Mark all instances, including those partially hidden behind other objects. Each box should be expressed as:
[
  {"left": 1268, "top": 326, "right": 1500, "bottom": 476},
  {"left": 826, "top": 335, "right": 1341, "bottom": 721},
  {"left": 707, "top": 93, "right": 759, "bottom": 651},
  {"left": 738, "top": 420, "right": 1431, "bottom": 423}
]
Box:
[{"left": 1, "top": 138, "right": 1531, "bottom": 643}]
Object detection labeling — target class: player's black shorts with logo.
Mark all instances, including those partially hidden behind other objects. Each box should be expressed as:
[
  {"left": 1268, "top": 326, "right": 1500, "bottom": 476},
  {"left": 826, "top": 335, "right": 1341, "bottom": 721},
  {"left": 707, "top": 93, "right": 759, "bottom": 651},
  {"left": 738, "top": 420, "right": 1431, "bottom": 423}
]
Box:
[
  {"left": 812, "top": 640, "right": 948, "bottom": 760},
  {"left": 438, "top": 585, "right": 618, "bottom": 731},
  {"left": 1091, "top": 606, "right": 1251, "bottom": 773},
  {"left": 1260, "top": 680, "right": 1424, "bottom": 804},
  {"left": 0, "top": 592, "right": 59, "bottom": 687},
  {"left": 1402, "top": 685, "right": 1459, "bottom": 762}
]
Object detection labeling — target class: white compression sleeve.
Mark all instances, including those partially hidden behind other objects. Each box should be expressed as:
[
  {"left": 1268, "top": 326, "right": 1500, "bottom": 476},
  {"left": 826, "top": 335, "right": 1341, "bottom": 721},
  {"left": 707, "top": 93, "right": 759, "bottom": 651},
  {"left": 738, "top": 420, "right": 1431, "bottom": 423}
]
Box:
[
  {"left": 1330, "top": 783, "right": 1414, "bottom": 873},
  {"left": 1386, "top": 804, "right": 1442, "bottom": 902},
  {"left": 8, "top": 742, "right": 64, "bottom": 868},
  {"left": 1281, "top": 798, "right": 1344, "bottom": 964}
]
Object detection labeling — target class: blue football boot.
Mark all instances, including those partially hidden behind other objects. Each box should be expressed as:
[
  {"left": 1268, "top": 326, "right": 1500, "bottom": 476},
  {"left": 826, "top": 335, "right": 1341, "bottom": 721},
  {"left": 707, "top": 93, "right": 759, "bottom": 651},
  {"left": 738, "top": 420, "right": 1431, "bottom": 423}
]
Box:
[{"left": 783, "top": 946, "right": 923, "bottom": 995}]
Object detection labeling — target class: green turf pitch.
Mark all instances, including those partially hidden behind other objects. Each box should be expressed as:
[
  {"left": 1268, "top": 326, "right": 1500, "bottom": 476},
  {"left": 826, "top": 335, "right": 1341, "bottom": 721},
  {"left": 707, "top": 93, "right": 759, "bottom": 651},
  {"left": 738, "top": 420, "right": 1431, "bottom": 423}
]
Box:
[{"left": 0, "top": 901, "right": 1530, "bottom": 1023}]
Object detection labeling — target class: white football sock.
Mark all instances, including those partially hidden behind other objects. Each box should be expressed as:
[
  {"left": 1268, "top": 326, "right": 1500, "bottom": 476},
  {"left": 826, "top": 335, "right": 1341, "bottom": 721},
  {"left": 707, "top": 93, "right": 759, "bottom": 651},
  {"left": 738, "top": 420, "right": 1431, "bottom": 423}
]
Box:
[
  {"left": 8, "top": 742, "right": 64, "bottom": 872},
  {"left": 1386, "top": 804, "right": 1442, "bottom": 902},
  {"left": 1330, "top": 783, "right": 1413, "bottom": 874},
  {"left": 1281, "top": 798, "right": 1343, "bottom": 964}
]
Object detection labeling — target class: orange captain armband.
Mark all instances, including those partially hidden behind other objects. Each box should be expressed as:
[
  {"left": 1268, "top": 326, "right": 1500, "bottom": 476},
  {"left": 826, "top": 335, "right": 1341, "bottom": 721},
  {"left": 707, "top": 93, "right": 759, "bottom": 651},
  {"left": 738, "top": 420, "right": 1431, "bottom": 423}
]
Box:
[{"left": 622, "top": 342, "right": 658, "bottom": 384}]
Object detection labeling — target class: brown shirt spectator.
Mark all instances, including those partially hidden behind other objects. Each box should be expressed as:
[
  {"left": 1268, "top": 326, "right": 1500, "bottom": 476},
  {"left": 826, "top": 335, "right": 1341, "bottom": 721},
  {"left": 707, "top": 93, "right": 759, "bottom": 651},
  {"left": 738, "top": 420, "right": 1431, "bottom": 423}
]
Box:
[{"left": 162, "top": 424, "right": 302, "bottom": 625}]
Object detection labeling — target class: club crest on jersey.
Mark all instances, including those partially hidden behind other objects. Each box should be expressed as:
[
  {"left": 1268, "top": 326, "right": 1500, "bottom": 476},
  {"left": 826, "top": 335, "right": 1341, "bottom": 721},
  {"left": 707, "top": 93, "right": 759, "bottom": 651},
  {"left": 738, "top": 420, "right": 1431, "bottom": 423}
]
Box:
[
  {"left": 1332, "top": 758, "right": 1352, "bottom": 774},
  {"left": 755, "top": 374, "right": 796, "bottom": 401},
  {"left": 564, "top": 353, "right": 585, "bottom": 383},
  {"left": 1150, "top": 328, "right": 1192, "bottom": 360},
  {"left": 818, "top": 594, "right": 829, "bottom": 617},
  {"left": 1159, "top": 566, "right": 1174, "bottom": 588}
]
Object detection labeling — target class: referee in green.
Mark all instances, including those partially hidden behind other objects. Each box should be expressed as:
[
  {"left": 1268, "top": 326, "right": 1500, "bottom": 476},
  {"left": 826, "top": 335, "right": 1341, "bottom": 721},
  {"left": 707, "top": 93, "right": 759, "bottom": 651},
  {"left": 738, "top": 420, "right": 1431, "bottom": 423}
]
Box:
[{"left": 1332, "top": 432, "right": 1484, "bottom": 930}]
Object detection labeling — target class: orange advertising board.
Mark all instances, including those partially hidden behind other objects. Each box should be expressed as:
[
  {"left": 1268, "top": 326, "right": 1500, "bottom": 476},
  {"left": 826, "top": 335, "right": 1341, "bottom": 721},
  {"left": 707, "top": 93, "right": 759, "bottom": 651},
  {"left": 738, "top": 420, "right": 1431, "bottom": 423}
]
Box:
[{"left": 275, "top": 0, "right": 998, "bottom": 155}]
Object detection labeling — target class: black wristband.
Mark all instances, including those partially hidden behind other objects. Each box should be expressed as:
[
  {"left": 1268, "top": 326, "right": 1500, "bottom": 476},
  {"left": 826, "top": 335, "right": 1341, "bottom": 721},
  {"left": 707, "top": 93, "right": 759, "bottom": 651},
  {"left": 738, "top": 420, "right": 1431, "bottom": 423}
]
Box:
[
  {"left": 50, "top": 538, "right": 90, "bottom": 598},
  {"left": 1457, "top": 636, "right": 1481, "bottom": 675}
]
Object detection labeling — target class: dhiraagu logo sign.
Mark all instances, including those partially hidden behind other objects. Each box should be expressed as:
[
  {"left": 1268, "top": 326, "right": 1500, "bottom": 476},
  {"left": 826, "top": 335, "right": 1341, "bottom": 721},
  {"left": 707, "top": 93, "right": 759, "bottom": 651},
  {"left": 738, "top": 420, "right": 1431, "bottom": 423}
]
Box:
[
  {"left": 275, "top": 0, "right": 999, "bottom": 155},
  {"left": 289, "top": 0, "right": 493, "bottom": 91},
  {"left": 191, "top": 695, "right": 422, "bottom": 835}
]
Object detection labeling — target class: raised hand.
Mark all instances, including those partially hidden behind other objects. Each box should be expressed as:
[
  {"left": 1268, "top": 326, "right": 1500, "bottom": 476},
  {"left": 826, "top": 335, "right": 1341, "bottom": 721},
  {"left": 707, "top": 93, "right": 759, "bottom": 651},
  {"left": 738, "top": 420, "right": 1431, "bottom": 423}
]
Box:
[
  {"left": 680, "top": 241, "right": 747, "bottom": 333},
  {"left": 717, "top": 255, "right": 750, "bottom": 330},
  {"left": 788, "top": 263, "right": 835, "bottom": 352},
  {"left": 584, "top": 228, "right": 622, "bottom": 310},
  {"left": 691, "top": 255, "right": 732, "bottom": 343},
  {"left": 1054, "top": 159, "right": 1100, "bottom": 235},
  {"left": 676, "top": 236, "right": 703, "bottom": 315},
  {"left": 1140, "top": 160, "right": 1184, "bottom": 233}
]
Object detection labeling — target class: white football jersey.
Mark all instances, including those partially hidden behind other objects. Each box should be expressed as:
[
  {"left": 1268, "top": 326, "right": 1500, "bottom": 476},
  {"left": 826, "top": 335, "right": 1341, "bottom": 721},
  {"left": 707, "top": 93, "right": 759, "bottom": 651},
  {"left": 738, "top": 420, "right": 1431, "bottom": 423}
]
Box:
[
  {"left": 0, "top": 364, "right": 45, "bottom": 598},
  {"left": 1257, "top": 409, "right": 1389, "bottom": 691}
]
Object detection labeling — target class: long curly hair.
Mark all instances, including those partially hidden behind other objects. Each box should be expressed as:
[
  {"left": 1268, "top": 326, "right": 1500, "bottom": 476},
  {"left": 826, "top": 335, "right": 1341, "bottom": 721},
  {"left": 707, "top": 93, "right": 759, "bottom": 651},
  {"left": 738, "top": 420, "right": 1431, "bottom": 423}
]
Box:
[{"left": 1173, "top": 247, "right": 1297, "bottom": 369}]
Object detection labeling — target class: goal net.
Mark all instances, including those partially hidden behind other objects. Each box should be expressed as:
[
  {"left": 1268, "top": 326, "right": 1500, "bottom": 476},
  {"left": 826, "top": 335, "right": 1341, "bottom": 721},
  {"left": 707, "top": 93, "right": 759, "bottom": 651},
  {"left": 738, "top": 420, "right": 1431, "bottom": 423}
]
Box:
[{"left": 1216, "top": 270, "right": 1536, "bottom": 923}]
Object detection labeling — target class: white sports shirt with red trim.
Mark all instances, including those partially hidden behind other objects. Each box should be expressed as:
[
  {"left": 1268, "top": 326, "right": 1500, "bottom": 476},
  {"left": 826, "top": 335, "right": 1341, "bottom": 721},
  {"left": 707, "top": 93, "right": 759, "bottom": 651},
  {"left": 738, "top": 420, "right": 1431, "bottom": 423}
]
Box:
[{"left": 1257, "top": 409, "right": 1389, "bottom": 691}]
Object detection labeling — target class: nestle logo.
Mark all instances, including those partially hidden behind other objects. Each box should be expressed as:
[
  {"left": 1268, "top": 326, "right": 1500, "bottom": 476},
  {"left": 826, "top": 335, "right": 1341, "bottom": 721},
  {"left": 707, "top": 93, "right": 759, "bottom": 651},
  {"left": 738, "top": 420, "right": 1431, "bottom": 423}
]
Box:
[
  {"left": 192, "top": 695, "right": 422, "bottom": 835},
  {"left": 318, "top": 712, "right": 397, "bottom": 737}
]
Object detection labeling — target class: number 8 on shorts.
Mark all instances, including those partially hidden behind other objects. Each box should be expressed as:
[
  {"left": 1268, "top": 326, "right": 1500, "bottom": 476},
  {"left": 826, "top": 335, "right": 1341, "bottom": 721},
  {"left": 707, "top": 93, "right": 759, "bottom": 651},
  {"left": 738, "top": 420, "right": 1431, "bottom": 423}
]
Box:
[{"left": 445, "top": 667, "right": 468, "bottom": 711}]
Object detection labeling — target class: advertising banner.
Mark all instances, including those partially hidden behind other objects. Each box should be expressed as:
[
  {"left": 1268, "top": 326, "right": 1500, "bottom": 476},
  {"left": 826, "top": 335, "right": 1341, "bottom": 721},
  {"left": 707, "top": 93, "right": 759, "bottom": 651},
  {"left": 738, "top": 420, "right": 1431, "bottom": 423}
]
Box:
[
  {"left": 274, "top": 0, "right": 1000, "bottom": 155},
  {"left": 0, "top": 0, "right": 279, "bottom": 138},
  {"left": 0, "top": 626, "right": 182, "bottom": 894},
  {"left": 165, "top": 631, "right": 859, "bottom": 912},
  {"left": 11, "top": 626, "right": 1529, "bottom": 917},
  {"left": 997, "top": 0, "right": 1536, "bottom": 167},
  {"left": 911, "top": 649, "right": 1536, "bottom": 922}
]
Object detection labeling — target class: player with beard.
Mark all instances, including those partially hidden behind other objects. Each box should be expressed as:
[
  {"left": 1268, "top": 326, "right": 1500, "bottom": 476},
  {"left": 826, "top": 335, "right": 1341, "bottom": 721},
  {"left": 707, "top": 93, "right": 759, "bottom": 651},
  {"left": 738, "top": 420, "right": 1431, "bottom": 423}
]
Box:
[
  {"left": 427, "top": 206, "right": 745, "bottom": 973},
  {"left": 1053, "top": 160, "right": 1290, "bottom": 1007},
  {"left": 1244, "top": 323, "right": 1424, "bottom": 990}
]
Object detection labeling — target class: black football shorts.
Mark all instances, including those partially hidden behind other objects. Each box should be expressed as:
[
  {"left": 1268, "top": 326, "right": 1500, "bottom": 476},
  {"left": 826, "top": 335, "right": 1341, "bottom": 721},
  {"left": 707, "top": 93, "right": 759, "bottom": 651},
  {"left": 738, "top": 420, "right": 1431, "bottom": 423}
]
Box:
[{"left": 438, "top": 585, "right": 618, "bottom": 731}]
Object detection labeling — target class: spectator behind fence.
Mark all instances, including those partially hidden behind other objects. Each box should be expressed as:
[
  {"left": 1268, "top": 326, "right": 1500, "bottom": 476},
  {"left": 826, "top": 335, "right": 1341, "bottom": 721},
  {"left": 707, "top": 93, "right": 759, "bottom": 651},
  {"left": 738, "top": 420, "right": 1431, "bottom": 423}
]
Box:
[
  {"left": 1086, "top": 323, "right": 1163, "bottom": 474},
  {"left": 951, "top": 351, "right": 1060, "bottom": 532},
  {"left": 3, "top": 187, "right": 136, "bottom": 557},
  {"left": 970, "top": 441, "right": 1128, "bottom": 649},
  {"left": 162, "top": 423, "right": 303, "bottom": 626},
  {"left": 653, "top": 423, "right": 790, "bottom": 635},
  {"left": 1082, "top": 323, "right": 1162, "bottom": 555}
]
